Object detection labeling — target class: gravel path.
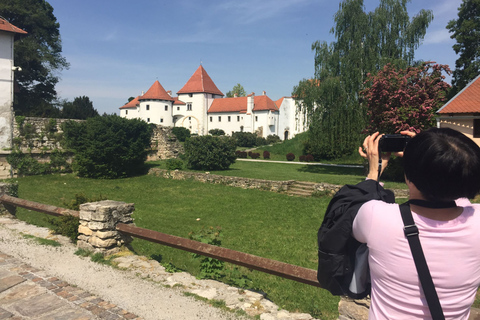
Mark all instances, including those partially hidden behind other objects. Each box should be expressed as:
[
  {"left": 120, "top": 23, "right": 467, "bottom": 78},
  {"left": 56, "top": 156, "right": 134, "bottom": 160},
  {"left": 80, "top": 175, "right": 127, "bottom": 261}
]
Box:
[{"left": 0, "top": 216, "right": 246, "bottom": 320}]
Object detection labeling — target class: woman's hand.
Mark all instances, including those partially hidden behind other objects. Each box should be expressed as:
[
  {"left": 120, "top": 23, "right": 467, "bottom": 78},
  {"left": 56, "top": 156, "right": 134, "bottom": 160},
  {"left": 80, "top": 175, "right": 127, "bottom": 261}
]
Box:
[
  {"left": 394, "top": 130, "right": 417, "bottom": 157},
  {"left": 358, "top": 132, "right": 390, "bottom": 181}
]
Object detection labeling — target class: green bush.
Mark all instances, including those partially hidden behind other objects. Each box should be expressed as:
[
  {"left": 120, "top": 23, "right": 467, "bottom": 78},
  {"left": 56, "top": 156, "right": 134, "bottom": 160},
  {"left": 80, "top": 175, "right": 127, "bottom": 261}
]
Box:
[
  {"left": 166, "top": 158, "right": 184, "bottom": 170},
  {"left": 256, "top": 136, "right": 267, "bottom": 146},
  {"left": 47, "top": 214, "right": 80, "bottom": 243},
  {"left": 184, "top": 135, "right": 236, "bottom": 170},
  {"left": 209, "top": 129, "right": 225, "bottom": 136},
  {"left": 62, "top": 116, "right": 152, "bottom": 179},
  {"left": 266, "top": 134, "right": 281, "bottom": 144},
  {"left": 232, "top": 132, "right": 257, "bottom": 147},
  {"left": 286, "top": 153, "right": 295, "bottom": 161},
  {"left": 171, "top": 127, "right": 191, "bottom": 142}
]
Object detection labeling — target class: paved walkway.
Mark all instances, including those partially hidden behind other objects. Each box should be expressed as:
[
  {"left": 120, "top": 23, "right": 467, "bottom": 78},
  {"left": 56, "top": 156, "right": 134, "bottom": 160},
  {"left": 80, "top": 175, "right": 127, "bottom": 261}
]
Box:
[{"left": 0, "top": 251, "right": 140, "bottom": 320}]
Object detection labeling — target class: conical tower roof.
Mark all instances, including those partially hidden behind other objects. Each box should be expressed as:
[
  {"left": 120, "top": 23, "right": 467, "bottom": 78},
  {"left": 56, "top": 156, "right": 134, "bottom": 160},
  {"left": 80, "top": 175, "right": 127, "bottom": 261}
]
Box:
[
  {"left": 177, "top": 65, "right": 224, "bottom": 96},
  {"left": 140, "top": 80, "right": 174, "bottom": 101}
]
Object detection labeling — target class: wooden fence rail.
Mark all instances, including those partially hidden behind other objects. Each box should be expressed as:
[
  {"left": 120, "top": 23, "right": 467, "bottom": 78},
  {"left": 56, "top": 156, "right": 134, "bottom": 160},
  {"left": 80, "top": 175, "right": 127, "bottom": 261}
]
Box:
[{"left": 0, "top": 194, "right": 320, "bottom": 288}]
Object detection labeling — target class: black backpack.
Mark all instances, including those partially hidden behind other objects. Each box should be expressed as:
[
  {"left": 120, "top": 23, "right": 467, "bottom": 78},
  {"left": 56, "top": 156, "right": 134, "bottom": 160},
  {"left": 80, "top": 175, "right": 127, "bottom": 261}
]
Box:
[{"left": 317, "top": 179, "right": 395, "bottom": 298}]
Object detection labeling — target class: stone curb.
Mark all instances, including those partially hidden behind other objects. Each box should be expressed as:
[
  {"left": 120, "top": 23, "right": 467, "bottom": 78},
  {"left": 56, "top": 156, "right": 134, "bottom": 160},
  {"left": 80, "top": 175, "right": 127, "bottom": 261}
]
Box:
[{"left": 0, "top": 252, "right": 142, "bottom": 320}]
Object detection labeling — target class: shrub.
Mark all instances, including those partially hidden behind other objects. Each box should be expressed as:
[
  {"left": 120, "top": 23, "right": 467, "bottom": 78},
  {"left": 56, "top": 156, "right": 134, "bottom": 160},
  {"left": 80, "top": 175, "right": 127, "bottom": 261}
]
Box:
[
  {"left": 209, "top": 129, "right": 225, "bottom": 136},
  {"left": 266, "top": 134, "right": 281, "bottom": 144},
  {"left": 184, "top": 135, "right": 236, "bottom": 170},
  {"left": 286, "top": 153, "right": 295, "bottom": 161},
  {"left": 256, "top": 137, "right": 267, "bottom": 146},
  {"left": 47, "top": 215, "right": 80, "bottom": 243},
  {"left": 232, "top": 132, "right": 257, "bottom": 147},
  {"left": 250, "top": 152, "right": 260, "bottom": 159},
  {"left": 62, "top": 115, "right": 152, "bottom": 179},
  {"left": 299, "top": 155, "right": 306, "bottom": 162},
  {"left": 235, "top": 150, "right": 247, "bottom": 158},
  {"left": 306, "top": 154, "right": 314, "bottom": 162},
  {"left": 171, "top": 127, "right": 191, "bottom": 142},
  {"left": 166, "top": 158, "right": 183, "bottom": 170},
  {"left": 263, "top": 151, "right": 270, "bottom": 159}
]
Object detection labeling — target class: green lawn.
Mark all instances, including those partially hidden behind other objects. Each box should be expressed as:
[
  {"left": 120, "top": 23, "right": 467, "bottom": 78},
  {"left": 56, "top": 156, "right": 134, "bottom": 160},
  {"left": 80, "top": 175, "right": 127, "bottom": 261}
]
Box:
[
  {"left": 13, "top": 173, "right": 339, "bottom": 319},
  {"left": 150, "top": 159, "right": 407, "bottom": 190}
]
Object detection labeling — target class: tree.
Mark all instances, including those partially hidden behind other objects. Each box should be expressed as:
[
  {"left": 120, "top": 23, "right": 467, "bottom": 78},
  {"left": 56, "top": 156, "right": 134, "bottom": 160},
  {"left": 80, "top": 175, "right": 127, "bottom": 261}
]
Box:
[
  {"left": 446, "top": 0, "right": 480, "bottom": 97},
  {"left": 226, "top": 84, "right": 246, "bottom": 97},
  {"left": 209, "top": 129, "right": 225, "bottom": 136},
  {"left": 62, "top": 115, "right": 152, "bottom": 178},
  {"left": 184, "top": 136, "right": 236, "bottom": 170},
  {"left": 361, "top": 62, "right": 451, "bottom": 134},
  {"left": 0, "top": 0, "right": 69, "bottom": 116},
  {"left": 294, "top": 0, "right": 433, "bottom": 159},
  {"left": 61, "top": 96, "right": 99, "bottom": 120},
  {"left": 171, "top": 127, "right": 191, "bottom": 142}
]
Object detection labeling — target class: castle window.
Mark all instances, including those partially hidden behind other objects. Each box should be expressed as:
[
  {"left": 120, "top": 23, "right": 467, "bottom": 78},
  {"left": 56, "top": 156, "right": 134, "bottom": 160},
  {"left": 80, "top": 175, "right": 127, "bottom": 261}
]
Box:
[
  {"left": 218, "top": 116, "right": 221, "bottom": 122},
  {"left": 189, "top": 117, "right": 191, "bottom": 120},
  {"left": 189, "top": 93, "right": 193, "bottom": 97},
  {"left": 126, "top": 110, "right": 128, "bottom": 115},
  {"left": 237, "top": 116, "right": 240, "bottom": 122},
  {"left": 210, "top": 117, "right": 212, "bottom": 122},
  {"left": 165, "top": 105, "right": 168, "bottom": 111},
  {"left": 177, "top": 107, "right": 180, "bottom": 111},
  {"left": 146, "top": 105, "right": 150, "bottom": 111},
  {"left": 228, "top": 116, "right": 231, "bottom": 122},
  {"left": 160, "top": 118, "right": 163, "bottom": 123},
  {"left": 255, "top": 116, "right": 258, "bottom": 122},
  {"left": 147, "top": 118, "right": 150, "bottom": 122},
  {"left": 187, "top": 103, "right": 192, "bottom": 111}
]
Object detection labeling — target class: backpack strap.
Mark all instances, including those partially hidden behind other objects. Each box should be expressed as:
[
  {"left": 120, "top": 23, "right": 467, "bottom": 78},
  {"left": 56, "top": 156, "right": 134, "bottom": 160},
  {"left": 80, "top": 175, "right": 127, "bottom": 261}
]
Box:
[{"left": 399, "top": 203, "right": 445, "bottom": 320}]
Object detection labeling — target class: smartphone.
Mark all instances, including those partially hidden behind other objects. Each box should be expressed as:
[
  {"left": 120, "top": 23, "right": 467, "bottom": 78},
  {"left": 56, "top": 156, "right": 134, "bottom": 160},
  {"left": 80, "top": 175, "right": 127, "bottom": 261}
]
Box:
[{"left": 378, "top": 134, "right": 411, "bottom": 152}]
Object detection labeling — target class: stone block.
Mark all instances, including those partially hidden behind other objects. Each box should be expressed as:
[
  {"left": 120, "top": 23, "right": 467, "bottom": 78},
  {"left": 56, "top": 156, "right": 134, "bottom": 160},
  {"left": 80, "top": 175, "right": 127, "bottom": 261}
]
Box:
[
  {"left": 87, "top": 221, "right": 114, "bottom": 231},
  {"left": 94, "top": 230, "right": 117, "bottom": 239},
  {"left": 78, "top": 225, "right": 93, "bottom": 236},
  {"left": 88, "top": 236, "right": 117, "bottom": 248}
]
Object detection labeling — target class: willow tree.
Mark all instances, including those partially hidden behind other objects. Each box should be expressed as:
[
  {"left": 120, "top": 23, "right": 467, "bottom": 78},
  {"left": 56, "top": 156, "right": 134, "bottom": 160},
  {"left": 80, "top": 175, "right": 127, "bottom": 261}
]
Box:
[{"left": 294, "top": 0, "right": 433, "bottom": 159}]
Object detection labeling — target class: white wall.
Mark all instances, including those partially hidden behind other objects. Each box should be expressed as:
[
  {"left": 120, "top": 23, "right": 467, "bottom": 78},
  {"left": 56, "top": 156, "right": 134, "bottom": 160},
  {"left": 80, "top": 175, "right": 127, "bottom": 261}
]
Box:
[
  {"left": 138, "top": 100, "right": 174, "bottom": 126},
  {"left": 277, "top": 97, "right": 307, "bottom": 140},
  {"left": 0, "top": 32, "right": 14, "bottom": 151},
  {"left": 207, "top": 112, "right": 244, "bottom": 135}
]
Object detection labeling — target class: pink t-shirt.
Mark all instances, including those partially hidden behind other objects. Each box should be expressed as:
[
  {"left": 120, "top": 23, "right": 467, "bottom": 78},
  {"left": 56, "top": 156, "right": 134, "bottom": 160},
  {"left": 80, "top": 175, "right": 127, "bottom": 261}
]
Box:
[{"left": 352, "top": 200, "right": 480, "bottom": 319}]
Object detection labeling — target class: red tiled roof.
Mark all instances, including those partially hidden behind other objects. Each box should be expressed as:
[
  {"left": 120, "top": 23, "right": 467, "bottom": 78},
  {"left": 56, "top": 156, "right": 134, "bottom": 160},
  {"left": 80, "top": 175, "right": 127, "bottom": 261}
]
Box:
[
  {"left": 0, "top": 18, "right": 27, "bottom": 34},
  {"left": 276, "top": 97, "right": 285, "bottom": 107},
  {"left": 120, "top": 96, "right": 140, "bottom": 109},
  {"left": 208, "top": 95, "right": 279, "bottom": 113},
  {"left": 140, "top": 80, "right": 174, "bottom": 101},
  {"left": 438, "top": 75, "right": 480, "bottom": 114},
  {"left": 177, "top": 65, "right": 224, "bottom": 96},
  {"left": 173, "top": 97, "right": 186, "bottom": 105}
]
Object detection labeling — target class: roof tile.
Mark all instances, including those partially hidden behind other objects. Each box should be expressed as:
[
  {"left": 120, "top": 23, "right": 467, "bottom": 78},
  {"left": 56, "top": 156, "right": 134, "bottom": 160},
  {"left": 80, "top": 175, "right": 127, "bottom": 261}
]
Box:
[
  {"left": 438, "top": 75, "right": 480, "bottom": 114},
  {"left": 140, "top": 80, "right": 174, "bottom": 101},
  {"left": 0, "top": 18, "right": 27, "bottom": 34},
  {"left": 120, "top": 96, "right": 140, "bottom": 109},
  {"left": 208, "top": 95, "right": 279, "bottom": 113},
  {"left": 177, "top": 65, "right": 224, "bottom": 96}
]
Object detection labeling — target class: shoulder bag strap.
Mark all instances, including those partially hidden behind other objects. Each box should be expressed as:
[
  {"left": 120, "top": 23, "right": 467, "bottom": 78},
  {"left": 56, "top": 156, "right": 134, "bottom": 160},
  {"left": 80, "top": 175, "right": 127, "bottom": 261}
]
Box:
[{"left": 399, "top": 203, "right": 445, "bottom": 320}]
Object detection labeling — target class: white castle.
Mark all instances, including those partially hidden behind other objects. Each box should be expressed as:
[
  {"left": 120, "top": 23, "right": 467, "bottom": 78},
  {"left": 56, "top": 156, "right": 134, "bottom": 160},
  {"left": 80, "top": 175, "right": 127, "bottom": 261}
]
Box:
[{"left": 119, "top": 65, "right": 306, "bottom": 140}]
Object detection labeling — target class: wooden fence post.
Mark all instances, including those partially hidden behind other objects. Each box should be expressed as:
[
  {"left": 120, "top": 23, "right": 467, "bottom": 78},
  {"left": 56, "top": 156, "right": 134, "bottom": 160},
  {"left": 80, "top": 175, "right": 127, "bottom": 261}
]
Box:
[{"left": 77, "top": 200, "right": 135, "bottom": 255}]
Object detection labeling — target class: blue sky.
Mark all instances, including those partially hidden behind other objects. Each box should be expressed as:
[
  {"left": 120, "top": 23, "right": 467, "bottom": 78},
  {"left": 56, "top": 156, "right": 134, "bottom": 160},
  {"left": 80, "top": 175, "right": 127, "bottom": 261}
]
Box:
[{"left": 46, "top": 0, "right": 463, "bottom": 115}]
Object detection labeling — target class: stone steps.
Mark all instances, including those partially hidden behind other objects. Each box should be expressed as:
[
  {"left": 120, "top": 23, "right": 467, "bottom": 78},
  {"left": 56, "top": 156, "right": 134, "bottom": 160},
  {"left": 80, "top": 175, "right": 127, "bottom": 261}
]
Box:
[{"left": 286, "top": 181, "right": 317, "bottom": 197}]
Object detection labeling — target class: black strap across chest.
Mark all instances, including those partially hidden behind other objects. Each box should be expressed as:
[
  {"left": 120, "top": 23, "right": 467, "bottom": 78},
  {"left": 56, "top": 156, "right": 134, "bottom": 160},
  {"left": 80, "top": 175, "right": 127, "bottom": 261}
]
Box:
[{"left": 399, "top": 201, "right": 456, "bottom": 320}]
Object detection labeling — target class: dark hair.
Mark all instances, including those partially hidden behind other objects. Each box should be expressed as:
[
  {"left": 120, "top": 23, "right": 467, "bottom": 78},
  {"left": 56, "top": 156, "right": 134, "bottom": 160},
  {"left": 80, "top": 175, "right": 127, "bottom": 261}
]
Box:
[{"left": 403, "top": 128, "right": 480, "bottom": 201}]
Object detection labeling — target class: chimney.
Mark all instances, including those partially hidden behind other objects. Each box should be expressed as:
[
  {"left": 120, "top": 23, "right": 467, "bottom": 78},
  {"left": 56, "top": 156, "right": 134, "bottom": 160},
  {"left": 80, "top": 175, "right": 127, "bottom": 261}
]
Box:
[
  {"left": 141, "top": 91, "right": 144, "bottom": 96},
  {"left": 167, "top": 90, "right": 172, "bottom": 97},
  {"left": 234, "top": 93, "right": 238, "bottom": 98},
  {"left": 247, "top": 92, "right": 255, "bottom": 114},
  {"left": 262, "top": 91, "right": 266, "bottom": 96}
]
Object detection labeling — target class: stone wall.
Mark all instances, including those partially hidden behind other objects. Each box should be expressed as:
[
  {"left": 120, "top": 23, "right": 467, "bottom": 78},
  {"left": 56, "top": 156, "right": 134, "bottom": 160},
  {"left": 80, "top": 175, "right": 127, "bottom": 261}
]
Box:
[
  {"left": 148, "top": 168, "right": 294, "bottom": 192},
  {"left": 77, "top": 200, "right": 135, "bottom": 256},
  {"left": 147, "top": 126, "right": 184, "bottom": 161}
]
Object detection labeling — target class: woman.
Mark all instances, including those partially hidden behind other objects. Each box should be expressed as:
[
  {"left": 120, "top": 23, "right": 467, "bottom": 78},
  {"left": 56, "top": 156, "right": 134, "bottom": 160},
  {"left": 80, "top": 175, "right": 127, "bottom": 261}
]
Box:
[{"left": 353, "top": 128, "right": 480, "bottom": 319}]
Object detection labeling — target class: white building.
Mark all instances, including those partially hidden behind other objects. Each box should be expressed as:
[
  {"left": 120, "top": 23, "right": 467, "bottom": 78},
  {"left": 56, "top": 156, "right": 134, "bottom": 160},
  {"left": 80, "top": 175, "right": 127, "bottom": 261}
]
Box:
[{"left": 119, "top": 65, "right": 306, "bottom": 140}]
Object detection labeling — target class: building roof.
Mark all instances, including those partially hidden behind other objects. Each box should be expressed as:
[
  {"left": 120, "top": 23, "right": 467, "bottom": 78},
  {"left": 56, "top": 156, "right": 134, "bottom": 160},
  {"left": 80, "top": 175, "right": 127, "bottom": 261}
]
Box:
[
  {"left": 438, "top": 74, "right": 480, "bottom": 114},
  {"left": 120, "top": 96, "right": 140, "bottom": 109},
  {"left": 0, "top": 18, "right": 27, "bottom": 34},
  {"left": 276, "top": 97, "right": 285, "bottom": 107},
  {"left": 140, "top": 80, "right": 174, "bottom": 101},
  {"left": 208, "top": 94, "right": 279, "bottom": 113},
  {"left": 177, "top": 65, "right": 224, "bottom": 96},
  {"left": 173, "top": 97, "right": 186, "bottom": 105}
]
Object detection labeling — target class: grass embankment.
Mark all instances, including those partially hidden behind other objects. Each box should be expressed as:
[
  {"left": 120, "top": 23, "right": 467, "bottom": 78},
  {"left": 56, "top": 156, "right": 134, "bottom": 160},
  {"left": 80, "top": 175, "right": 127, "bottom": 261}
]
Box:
[{"left": 14, "top": 174, "right": 339, "bottom": 319}]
